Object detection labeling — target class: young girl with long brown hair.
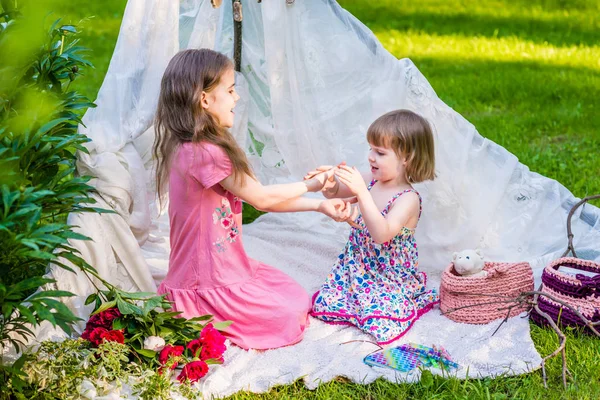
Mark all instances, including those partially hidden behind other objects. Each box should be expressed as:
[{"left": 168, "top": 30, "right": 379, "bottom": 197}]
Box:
[{"left": 153, "top": 49, "right": 351, "bottom": 350}]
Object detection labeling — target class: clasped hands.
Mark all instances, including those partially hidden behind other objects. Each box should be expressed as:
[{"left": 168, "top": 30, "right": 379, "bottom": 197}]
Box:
[{"left": 303, "top": 163, "right": 362, "bottom": 228}]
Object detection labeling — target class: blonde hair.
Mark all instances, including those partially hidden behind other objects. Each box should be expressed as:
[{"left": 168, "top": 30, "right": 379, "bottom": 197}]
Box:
[
  {"left": 366, "top": 109, "right": 436, "bottom": 183},
  {"left": 153, "top": 49, "right": 254, "bottom": 205}
]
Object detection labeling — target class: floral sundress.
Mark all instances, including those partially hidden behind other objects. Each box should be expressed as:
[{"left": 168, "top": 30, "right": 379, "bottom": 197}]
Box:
[{"left": 311, "top": 181, "right": 439, "bottom": 344}]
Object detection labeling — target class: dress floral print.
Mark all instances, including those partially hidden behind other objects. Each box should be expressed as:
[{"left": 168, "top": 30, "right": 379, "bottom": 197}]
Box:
[
  {"left": 311, "top": 181, "right": 439, "bottom": 344},
  {"left": 212, "top": 197, "right": 240, "bottom": 252}
]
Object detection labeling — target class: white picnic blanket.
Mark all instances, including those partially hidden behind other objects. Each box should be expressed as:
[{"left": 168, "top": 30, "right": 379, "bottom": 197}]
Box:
[{"left": 141, "top": 211, "right": 542, "bottom": 397}]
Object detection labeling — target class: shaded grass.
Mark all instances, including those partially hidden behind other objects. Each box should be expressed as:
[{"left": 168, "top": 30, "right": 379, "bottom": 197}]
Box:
[{"left": 50, "top": 0, "right": 600, "bottom": 398}]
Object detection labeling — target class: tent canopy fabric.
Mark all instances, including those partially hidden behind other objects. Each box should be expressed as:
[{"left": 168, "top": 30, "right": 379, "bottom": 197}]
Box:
[{"left": 17, "top": 0, "right": 599, "bottom": 394}]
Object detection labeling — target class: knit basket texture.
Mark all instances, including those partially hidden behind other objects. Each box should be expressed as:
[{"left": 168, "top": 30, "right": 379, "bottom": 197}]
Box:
[
  {"left": 530, "top": 257, "right": 600, "bottom": 334},
  {"left": 440, "top": 261, "right": 534, "bottom": 324}
]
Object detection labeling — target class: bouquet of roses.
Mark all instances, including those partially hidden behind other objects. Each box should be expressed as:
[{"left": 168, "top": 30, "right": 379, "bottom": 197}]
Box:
[
  {"left": 155, "top": 322, "right": 226, "bottom": 383},
  {"left": 81, "top": 289, "right": 231, "bottom": 384},
  {"left": 80, "top": 307, "right": 124, "bottom": 346}
]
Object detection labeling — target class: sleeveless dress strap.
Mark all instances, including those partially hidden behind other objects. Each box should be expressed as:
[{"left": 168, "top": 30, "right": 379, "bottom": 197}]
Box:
[
  {"left": 382, "top": 189, "right": 423, "bottom": 220},
  {"left": 367, "top": 180, "right": 422, "bottom": 219}
]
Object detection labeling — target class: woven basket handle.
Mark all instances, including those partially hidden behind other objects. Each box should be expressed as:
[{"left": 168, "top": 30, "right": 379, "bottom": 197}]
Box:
[{"left": 562, "top": 194, "right": 600, "bottom": 258}]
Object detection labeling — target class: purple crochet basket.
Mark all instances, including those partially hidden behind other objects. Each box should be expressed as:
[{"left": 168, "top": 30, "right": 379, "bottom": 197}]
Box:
[{"left": 530, "top": 195, "right": 600, "bottom": 334}]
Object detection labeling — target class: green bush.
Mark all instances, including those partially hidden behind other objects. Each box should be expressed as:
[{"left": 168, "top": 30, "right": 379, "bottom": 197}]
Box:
[{"left": 0, "top": 1, "right": 105, "bottom": 394}]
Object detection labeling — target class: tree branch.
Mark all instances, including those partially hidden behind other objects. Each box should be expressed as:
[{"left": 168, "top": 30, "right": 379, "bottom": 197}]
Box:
[{"left": 442, "top": 289, "right": 599, "bottom": 389}]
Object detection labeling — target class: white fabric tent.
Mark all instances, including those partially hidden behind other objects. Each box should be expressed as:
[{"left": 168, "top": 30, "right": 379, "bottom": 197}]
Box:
[{"left": 22, "top": 0, "right": 600, "bottom": 396}]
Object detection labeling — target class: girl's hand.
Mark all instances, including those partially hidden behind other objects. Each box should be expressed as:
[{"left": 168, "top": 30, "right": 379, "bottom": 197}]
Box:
[
  {"left": 318, "top": 198, "right": 360, "bottom": 228},
  {"left": 303, "top": 161, "right": 346, "bottom": 181},
  {"left": 335, "top": 165, "right": 368, "bottom": 197},
  {"left": 307, "top": 168, "right": 336, "bottom": 192},
  {"left": 344, "top": 199, "right": 361, "bottom": 229},
  {"left": 304, "top": 163, "right": 346, "bottom": 193},
  {"left": 304, "top": 165, "right": 334, "bottom": 181},
  {"left": 317, "top": 198, "right": 346, "bottom": 221}
]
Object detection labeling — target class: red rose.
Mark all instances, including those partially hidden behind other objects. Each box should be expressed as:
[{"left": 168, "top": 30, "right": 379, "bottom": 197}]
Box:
[
  {"left": 80, "top": 328, "right": 91, "bottom": 341},
  {"left": 101, "top": 307, "right": 122, "bottom": 323},
  {"left": 200, "top": 342, "right": 226, "bottom": 362},
  {"left": 100, "top": 329, "right": 125, "bottom": 344},
  {"left": 87, "top": 327, "right": 108, "bottom": 346},
  {"left": 200, "top": 323, "right": 226, "bottom": 347},
  {"left": 186, "top": 338, "right": 202, "bottom": 358},
  {"left": 87, "top": 313, "right": 107, "bottom": 329},
  {"left": 159, "top": 345, "right": 184, "bottom": 366},
  {"left": 177, "top": 360, "right": 208, "bottom": 383},
  {"left": 86, "top": 307, "right": 122, "bottom": 331},
  {"left": 185, "top": 323, "right": 227, "bottom": 361}
]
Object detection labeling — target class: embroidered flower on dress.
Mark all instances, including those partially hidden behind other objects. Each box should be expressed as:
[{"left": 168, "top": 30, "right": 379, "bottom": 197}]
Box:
[
  {"left": 212, "top": 198, "right": 239, "bottom": 251},
  {"left": 221, "top": 217, "right": 233, "bottom": 229},
  {"left": 213, "top": 237, "right": 227, "bottom": 253},
  {"left": 227, "top": 227, "right": 239, "bottom": 243}
]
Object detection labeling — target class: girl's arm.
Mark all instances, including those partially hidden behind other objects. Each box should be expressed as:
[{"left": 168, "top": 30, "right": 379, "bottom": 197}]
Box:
[
  {"left": 335, "top": 166, "right": 419, "bottom": 244},
  {"left": 261, "top": 197, "right": 322, "bottom": 213},
  {"left": 356, "top": 191, "right": 419, "bottom": 244},
  {"left": 261, "top": 197, "right": 357, "bottom": 225},
  {"left": 219, "top": 170, "right": 332, "bottom": 211}
]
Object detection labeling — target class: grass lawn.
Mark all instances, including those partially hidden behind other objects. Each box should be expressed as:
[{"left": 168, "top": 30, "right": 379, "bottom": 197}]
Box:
[{"left": 53, "top": 0, "right": 600, "bottom": 399}]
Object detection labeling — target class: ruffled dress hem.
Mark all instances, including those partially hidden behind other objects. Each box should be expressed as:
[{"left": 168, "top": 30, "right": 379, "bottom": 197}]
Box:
[
  {"left": 158, "top": 262, "right": 310, "bottom": 350},
  {"left": 310, "top": 290, "right": 440, "bottom": 345}
]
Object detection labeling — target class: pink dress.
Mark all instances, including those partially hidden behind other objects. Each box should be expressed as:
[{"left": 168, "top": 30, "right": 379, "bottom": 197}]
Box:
[{"left": 158, "top": 142, "right": 311, "bottom": 350}]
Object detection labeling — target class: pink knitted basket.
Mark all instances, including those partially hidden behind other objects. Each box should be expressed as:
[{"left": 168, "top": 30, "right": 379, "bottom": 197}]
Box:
[{"left": 440, "top": 261, "right": 534, "bottom": 324}]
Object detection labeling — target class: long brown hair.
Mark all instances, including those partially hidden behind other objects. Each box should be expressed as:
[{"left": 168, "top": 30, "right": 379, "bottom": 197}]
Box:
[
  {"left": 153, "top": 49, "right": 253, "bottom": 205},
  {"left": 367, "top": 109, "right": 436, "bottom": 183}
]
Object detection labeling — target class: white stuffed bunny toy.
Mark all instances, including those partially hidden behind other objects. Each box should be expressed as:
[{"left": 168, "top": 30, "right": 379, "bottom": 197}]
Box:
[{"left": 452, "top": 249, "right": 488, "bottom": 278}]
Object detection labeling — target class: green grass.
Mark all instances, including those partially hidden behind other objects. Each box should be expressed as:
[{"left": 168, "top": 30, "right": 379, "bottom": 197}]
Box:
[
  {"left": 343, "top": 0, "right": 600, "bottom": 197},
  {"left": 52, "top": 0, "right": 600, "bottom": 398},
  {"left": 48, "top": 1, "right": 127, "bottom": 102}
]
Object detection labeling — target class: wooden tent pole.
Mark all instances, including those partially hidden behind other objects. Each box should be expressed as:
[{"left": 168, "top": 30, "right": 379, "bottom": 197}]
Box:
[{"left": 232, "top": 0, "right": 243, "bottom": 72}]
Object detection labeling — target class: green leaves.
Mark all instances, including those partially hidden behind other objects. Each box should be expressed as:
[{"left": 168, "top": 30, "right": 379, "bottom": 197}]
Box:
[
  {"left": 0, "top": 4, "right": 105, "bottom": 393},
  {"left": 420, "top": 369, "right": 434, "bottom": 388},
  {"left": 14, "top": 338, "right": 198, "bottom": 400},
  {"left": 117, "top": 298, "right": 142, "bottom": 316},
  {"left": 141, "top": 296, "right": 164, "bottom": 316},
  {"left": 93, "top": 300, "right": 117, "bottom": 314},
  {"left": 134, "top": 348, "right": 157, "bottom": 358},
  {"left": 0, "top": 278, "right": 81, "bottom": 353},
  {"left": 0, "top": 5, "right": 224, "bottom": 399},
  {"left": 212, "top": 321, "right": 233, "bottom": 331}
]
